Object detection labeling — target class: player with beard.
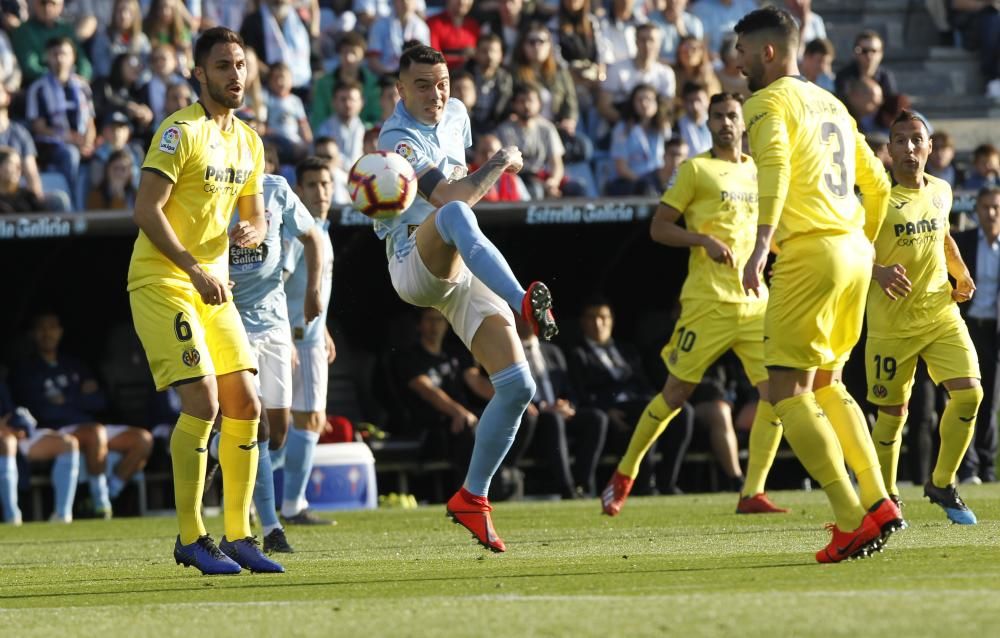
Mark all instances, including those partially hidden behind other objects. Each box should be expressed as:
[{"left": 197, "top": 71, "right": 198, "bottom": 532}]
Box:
[
  {"left": 735, "top": 7, "right": 903, "bottom": 563},
  {"left": 601, "top": 93, "right": 789, "bottom": 517},
  {"left": 128, "top": 27, "right": 280, "bottom": 574}
]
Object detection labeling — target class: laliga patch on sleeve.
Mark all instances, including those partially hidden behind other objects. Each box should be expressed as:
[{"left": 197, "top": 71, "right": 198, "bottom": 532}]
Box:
[
  {"left": 395, "top": 142, "right": 417, "bottom": 165},
  {"left": 159, "top": 126, "right": 181, "bottom": 154}
]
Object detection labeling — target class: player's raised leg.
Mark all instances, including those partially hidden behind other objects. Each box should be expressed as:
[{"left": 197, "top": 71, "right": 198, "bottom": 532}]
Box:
[
  {"left": 446, "top": 315, "right": 535, "bottom": 552},
  {"left": 418, "top": 202, "right": 557, "bottom": 339}
]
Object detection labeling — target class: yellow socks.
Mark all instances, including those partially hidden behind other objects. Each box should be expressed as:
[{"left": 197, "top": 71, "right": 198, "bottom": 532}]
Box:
[
  {"left": 219, "top": 416, "right": 260, "bottom": 540},
  {"left": 815, "top": 384, "right": 888, "bottom": 509},
  {"left": 871, "top": 411, "right": 906, "bottom": 496},
  {"left": 170, "top": 412, "right": 213, "bottom": 545},
  {"left": 775, "top": 392, "right": 863, "bottom": 530},
  {"left": 617, "top": 393, "right": 681, "bottom": 479},
  {"left": 932, "top": 386, "right": 983, "bottom": 488},
  {"left": 741, "top": 401, "right": 783, "bottom": 497}
]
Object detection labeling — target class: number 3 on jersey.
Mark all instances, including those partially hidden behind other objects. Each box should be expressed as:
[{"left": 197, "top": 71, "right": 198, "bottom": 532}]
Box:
[{"left": 821, "top": 122, "right": 850, "bottom": 198}]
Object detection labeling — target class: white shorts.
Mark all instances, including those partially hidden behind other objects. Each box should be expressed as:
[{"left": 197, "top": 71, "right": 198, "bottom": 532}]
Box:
[
  {"left": 292, "top": 342, "right": 329, "bottom": 413},
  {"left": 18, "top": 428, "right": 60, "bottom": 457},
  {"left": 249, "top": 326, "right": 294, "bottom": 409},
  {"left": 60, "top": 423, "right": 129, "bottom": 440},
  {"left": 388, "top": 239, "right": 516, "bottom": 350}
]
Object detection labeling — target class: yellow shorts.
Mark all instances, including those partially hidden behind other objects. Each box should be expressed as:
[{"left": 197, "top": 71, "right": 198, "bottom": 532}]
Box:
[
  {"left": 866, "top": 316, "right": 980, "bottom": 406},
  {"left": 130, "top": 283, "right": 256, "bottom": 391},
  {"left": 765, "top": 233, "right": 872, "bottom": 370},
  {"left": 661, "top": 299, "right": 768, "bottom": 386}
]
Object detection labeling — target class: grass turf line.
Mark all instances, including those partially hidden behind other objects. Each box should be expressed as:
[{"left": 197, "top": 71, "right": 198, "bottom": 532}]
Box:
[{"left": 1, "top": 485, "right": 999, "bottom": 637}]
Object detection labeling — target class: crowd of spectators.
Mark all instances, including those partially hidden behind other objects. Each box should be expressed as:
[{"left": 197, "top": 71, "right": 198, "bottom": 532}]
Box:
[{"left": 0, "top": 0, "right": 990, "bottom": 215}]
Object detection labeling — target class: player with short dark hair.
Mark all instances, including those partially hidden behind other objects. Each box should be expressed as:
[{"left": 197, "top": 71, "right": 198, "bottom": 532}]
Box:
[
  {"left": 866, "top": 110, "right": 981, "bottom": 525},
  {"left": 277, "top": 158, "right": 338, "bottom": 528},
  {"left": 602, "top": 92, "right": 788, "bottom": 517},
  {"left": 735, "top": 6, "right": 903, "bottom": 563},
  {"left": 128, "top": 26, "right": 279, "bottom": 574},
  {"left": 377, "top": 43, "right": 555, "bottom": 552}
]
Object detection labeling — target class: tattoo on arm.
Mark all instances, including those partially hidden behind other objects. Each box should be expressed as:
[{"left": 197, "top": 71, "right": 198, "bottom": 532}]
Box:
[
  {"left": 462, "top": 154, "right": 508, "bottom": 201},
  {"left": 944, "top": 234, "right": 968, "bottom": 274}
]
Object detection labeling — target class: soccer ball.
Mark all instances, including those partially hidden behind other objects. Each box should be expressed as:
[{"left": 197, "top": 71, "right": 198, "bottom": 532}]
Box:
[{"left": 348, "top": 151, "right": 418, "bottom": 220}]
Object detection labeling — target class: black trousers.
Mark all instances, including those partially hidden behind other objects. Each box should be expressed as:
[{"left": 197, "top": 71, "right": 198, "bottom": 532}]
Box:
[
  {"left": 507, "top": 406, "right": 609, "bottom": 498},
  {"left": 958, "top": 318, "right": 998, "bottom": 482}
]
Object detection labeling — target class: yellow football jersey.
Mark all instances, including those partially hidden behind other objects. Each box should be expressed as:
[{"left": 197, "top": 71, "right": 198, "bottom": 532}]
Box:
[
  {"left": 866, "top": 174, "right": 958, "bottom": 338},
  {"left": 743, "top": 76, "right": 890, "bottom": 247},
  {"left": 661, "top": 151, "right": 766, "bottom": 304},
  {"left": 127, "top": 102, "right": 265, "bottom": 291}
]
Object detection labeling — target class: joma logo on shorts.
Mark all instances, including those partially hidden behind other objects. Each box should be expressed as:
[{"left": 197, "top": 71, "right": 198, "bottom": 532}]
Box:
[{"left": 893, "top": 219, "right": 939, "bottom": 237}]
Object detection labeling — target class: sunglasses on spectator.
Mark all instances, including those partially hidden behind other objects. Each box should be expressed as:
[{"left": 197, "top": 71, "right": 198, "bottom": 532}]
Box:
[{"left": 526, "top": 37, "right": 550, "bottom": 46}]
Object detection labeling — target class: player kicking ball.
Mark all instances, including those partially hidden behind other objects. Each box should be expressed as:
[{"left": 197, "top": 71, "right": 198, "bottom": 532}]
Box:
[
  {"left": 128, "top": 27, "right": 279, "bottom": 574},
  {"left": 866, "top": 111, "right": 982, "bottom": 525},
  {"left": 602, "top": 92, "right": 787, "bottom": 517},
  {"left": 369, "top": 44, "right": 556, "bottom": 552}
]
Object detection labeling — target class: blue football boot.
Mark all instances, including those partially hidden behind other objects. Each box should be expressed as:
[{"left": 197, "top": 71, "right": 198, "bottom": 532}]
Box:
[
  {"left": 220, "top": 536, "right": 286, "bottom": 573},
  {"left": 924, "top": 481, "right": 977, "bottom": 525},
  {"left": 174, "top": 535, "right": 242, "bottom": 575}
]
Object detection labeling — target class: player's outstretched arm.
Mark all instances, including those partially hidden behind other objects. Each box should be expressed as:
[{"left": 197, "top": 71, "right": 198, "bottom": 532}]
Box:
[
  {"left": 650, "top": 203, "right": 735, "bottom": 266},
  {"left": 297, "top": 226, "right": 325, "bottom": 323},
  {"left": 944, "top": 233, "right": 976, "bottom": 303},
  {"left": 424, "top": 146, "right": 524, "bottom": 208},
  {"left": 134, "top": 171, "right": 229, "bottom": 305}
]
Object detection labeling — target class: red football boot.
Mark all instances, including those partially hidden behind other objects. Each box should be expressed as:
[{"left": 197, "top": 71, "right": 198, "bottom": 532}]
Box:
[
  {"left": 815, "top": 515, "right": 881, "bottom": 563},
  {"left": 736, "top": 492, "right": 789, "bottom": 514},
  {"left": 601, "top": 470, "right": 634, "bottom": 517},
  {"left": 446, "top": 488, "right": 506, "bottom": 552},
  {"left": 521, "top": 281, "right": 558, "bottom": 341},
  {"left": 865, "top": 497, "right": 907, "bottom": 545}
]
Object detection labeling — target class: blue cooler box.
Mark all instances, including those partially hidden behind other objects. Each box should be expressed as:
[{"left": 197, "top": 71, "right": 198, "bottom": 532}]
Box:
[{"left": 303, "top": 442, "right": 378, "bottom": 511}]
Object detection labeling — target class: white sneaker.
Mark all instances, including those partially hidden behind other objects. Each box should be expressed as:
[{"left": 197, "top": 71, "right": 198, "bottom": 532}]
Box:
[
  {"left": 49, "top": 513, "right": 73, "bottom": 524},
  {"left": 960, "top": 475, "right": 983, "bottom": 485}
]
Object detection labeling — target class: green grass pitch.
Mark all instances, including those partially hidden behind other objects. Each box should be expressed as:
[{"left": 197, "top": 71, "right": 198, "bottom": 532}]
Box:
[{"left": 3, "top": 485, "right": 1000, "bottom": 637}]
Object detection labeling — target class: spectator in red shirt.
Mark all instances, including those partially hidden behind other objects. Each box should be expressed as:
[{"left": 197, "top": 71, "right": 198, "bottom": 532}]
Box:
[{"left": 427, "top": 0, "right": 479, "bottom": 70}]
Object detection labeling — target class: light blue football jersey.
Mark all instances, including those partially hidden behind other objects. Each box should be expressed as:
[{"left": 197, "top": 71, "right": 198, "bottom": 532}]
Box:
[
  {"left": 376, "top": 97, "right": 472, "bottom": 257},
  {"left": 229, "top": 174, "right": 315, "bottom": 334},
  {"left": 283, "top": 217, "right": 334, "bottom": 346}
]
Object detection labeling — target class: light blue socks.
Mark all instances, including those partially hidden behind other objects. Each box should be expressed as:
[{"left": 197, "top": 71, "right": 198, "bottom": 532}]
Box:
[
  {"left": 53, "top": 450, "right": 80, "bottom": 520},
  {"left": 281, "top": 428, "right": 319, "bottom": 517},
  {"left": 464, "top": 362, "right": 535, "bottom": 496},
  {"left": 0, "top": 456, "right": 19, "bottom": 523},
  {"left": 253, "top": 446, "right": 281, "bottom": 534}
]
